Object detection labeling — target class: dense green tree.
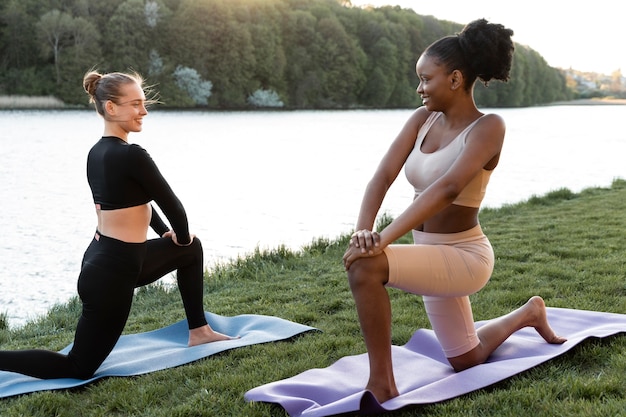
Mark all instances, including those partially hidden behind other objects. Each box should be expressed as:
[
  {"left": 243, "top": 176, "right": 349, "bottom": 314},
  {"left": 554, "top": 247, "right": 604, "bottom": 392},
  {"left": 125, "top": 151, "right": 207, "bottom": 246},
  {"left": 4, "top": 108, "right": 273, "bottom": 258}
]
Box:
[
  {"left": 353, "top": 8, "right": 448, "bottom": 108},
  {"left": 281, "top": 8, "right": 322, "bottom": 107},
  {"left": 57, "top": 16, "right": 101, "bottom": 103},
  {"left": 0, "top": 0, "right": 573, "bottom": 108},
  {"left": 379, "top": 8, "right": 419, "bottom": 107},
  {"left": 242, "top": 0, "right": 287, "bottom": 98},
  {"left": 166, "top": 0, "right": 256, "bottom": 107},
  {"left": 500, "top": 54, "right": 527, "bottom": 107},
  {"left": 361, "top": 38, "right": 398, "bottom": 106},
  {"left": 103, "top": 0, "right": 152, "bottom": 72},
  {"left": 354, "top": 12, "right": 396, "bottom": 106},
  {"left": 37, "top": 10, "right": 74, "bottom": 84},
  {"left": 1, "top": 0, "right": 42, "bottom": 72},
  {"left": 34, "top": 6, "right": 101, "bottom": 102},
  {"left": 315, "top": 16, "right": 366, "bottom": 106},
  {"left": 79, "top": 0, "right": 126, "bottom": 32}
]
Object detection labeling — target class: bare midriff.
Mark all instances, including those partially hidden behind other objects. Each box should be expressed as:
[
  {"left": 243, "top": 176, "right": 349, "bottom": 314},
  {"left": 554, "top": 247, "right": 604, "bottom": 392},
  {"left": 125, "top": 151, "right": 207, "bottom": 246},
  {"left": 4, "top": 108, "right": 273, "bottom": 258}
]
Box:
[
  {"left": 96, "top": 203, "right": 151, "bottom": 243},
  {"left": 417, "top": 204, "right": 480, "bottom": 234}
]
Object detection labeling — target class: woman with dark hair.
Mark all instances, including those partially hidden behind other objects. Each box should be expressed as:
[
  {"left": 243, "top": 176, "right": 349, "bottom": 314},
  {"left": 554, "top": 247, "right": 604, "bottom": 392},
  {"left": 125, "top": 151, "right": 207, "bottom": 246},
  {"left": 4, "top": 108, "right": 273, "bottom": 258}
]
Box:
[
  {"left": 343, "top": 19, "right": 566, "bottom": 403},
  {"left": 0, "top": 70, "right": 234, "bottom": 380}
]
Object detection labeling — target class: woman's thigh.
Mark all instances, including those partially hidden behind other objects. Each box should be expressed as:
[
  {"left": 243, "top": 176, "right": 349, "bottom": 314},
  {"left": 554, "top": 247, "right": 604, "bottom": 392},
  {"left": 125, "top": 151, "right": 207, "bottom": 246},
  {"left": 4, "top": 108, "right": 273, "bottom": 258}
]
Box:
[
  {"left": 383, "top": 240, "right": 493, "bottom": 297},
  {"left": 136, "top": 237, "right": 202, "bottom": 287}
]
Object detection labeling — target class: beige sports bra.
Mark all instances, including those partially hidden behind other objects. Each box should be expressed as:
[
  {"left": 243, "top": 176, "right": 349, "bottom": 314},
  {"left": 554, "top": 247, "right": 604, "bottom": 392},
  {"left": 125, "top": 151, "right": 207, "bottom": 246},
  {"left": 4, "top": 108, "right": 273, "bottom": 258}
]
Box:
[{"left": 404, "top": 112, "right": 492, "bottom": 208}]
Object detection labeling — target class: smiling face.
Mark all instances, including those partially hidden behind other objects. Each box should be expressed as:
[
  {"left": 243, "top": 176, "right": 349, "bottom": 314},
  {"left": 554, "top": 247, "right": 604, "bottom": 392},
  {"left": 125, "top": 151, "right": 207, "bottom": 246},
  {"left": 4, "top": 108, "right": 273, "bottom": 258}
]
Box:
[
  {"left": 104, "top": 81, "right": 148, "bottom": 137},
  {"left": 415, "top": 53, "right": 455, "bottom": 112}
]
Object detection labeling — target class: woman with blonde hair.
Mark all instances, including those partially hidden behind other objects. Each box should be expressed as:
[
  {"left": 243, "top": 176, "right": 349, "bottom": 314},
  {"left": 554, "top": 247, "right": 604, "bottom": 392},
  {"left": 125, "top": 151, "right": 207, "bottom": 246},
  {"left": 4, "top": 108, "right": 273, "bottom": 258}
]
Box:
[{"left": 0, "top": 70, "right": 234, "bottom": 379}]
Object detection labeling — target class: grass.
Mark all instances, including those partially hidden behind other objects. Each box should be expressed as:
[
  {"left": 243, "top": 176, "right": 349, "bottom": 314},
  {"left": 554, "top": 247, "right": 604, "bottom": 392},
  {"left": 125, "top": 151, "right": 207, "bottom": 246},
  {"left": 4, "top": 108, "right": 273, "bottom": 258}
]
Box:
[{"left": 1, "top": 179, "right": 625, "bottom": 416}]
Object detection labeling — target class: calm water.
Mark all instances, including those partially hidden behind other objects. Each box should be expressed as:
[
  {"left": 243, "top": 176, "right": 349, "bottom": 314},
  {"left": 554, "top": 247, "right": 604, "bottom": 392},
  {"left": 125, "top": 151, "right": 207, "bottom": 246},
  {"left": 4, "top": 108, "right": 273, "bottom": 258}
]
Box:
[{"left": 1, "top": 106, "right": 625, "bottom": 328}]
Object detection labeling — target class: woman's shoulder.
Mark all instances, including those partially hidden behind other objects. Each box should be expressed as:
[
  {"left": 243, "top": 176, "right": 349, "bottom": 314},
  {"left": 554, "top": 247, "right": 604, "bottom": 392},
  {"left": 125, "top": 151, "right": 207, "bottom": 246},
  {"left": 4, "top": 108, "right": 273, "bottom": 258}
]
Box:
[
  {"left": 468, "top": 112, "right": 506, "bottom": 144},
  {"left": 477, "top": 112, "right": 505, "bottom": 127},
  {"left": 412, "top": 106, "right": 434, "bottom": 121},
  {"left": 126, "top": 142, "right": 150, "bottom": 155},
  {"left": 126, "top": 143, "right": 161, "bottom": 172},
  {"left": 405, "top": 106, "right": 436, "bottom": 130}
]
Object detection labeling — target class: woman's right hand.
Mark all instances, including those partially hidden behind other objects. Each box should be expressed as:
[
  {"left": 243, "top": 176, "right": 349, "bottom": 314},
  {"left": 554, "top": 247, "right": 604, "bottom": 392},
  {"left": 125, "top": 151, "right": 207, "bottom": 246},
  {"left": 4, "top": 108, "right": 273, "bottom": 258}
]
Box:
[
  {"left": 162, "top": 230, "right": 195, "bottom": 246},
  {"left": 350, "top": 229, "right": 381, "bottom": 254},
  {"left": 343, "top": 230, "right": 382, "bottom": 270}
]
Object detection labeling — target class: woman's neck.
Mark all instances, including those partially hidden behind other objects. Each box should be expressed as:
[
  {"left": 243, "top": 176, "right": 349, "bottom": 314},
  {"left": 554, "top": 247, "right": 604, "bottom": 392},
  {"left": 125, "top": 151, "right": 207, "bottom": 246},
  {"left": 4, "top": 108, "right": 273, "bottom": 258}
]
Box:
[{"left": 103, "top": 125, "right": 128, "bottom": 142}]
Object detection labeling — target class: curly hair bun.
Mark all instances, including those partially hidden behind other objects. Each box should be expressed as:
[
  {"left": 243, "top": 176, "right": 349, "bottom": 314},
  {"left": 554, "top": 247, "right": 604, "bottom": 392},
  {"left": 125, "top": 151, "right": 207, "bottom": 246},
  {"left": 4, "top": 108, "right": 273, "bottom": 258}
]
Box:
[{"left": 457, "top": 19, "right": 515, "bottom": 82}]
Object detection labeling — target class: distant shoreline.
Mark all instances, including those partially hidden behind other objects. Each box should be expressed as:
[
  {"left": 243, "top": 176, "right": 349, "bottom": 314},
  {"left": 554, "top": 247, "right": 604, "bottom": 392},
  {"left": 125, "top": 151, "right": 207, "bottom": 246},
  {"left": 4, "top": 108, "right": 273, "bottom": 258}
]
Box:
[
  {"left": 546, "top": 98, "right": 626, "bottom": 106},
  {"left": 1, "top": 95, "right": 625, "bottom": 110},
  {"left": 0, "top": 95, "right": 65, "bottom": 109}
]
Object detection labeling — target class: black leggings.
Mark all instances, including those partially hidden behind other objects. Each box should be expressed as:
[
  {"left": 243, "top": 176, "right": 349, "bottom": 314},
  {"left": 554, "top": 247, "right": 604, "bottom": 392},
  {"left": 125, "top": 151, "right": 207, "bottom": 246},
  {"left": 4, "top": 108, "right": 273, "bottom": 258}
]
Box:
[{"left": 0, "top": 231, "right": 208, "bottom": 379}]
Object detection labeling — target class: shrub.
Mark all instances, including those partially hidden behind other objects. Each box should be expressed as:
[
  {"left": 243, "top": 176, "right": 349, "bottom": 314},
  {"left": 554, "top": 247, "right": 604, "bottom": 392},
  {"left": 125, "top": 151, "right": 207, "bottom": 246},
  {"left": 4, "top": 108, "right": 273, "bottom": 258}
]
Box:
[
  {"left": 172, "top": 66, "right": 212, "bottom": 105},
  {"left": 247, "top": 89, "right": 284, "bottom": 108}
]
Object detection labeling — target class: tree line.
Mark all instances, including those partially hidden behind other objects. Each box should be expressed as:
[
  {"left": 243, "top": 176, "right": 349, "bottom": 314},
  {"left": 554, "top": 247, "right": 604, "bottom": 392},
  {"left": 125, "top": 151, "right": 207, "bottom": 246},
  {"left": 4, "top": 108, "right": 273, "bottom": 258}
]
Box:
[{"left": 0, "top": 0, "right": 573, "bottom": 109}]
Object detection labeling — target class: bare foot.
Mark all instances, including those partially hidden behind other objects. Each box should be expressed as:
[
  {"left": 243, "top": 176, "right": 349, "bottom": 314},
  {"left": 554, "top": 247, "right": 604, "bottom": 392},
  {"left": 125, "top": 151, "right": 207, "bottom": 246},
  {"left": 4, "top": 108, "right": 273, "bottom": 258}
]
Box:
[
  {"left": 188, "top": 325, "right": 239, "bottom": 347},
  {"left": 524, "top": 296, "right": 567, "bottom": 344},
  {"left": 366, "top": 382, "right": 399, "bottom": 404}
]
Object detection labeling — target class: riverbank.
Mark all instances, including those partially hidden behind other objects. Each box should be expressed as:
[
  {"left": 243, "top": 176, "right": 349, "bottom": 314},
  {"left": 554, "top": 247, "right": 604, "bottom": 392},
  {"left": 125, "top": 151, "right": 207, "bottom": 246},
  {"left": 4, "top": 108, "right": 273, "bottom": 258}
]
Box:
[
  {"left": 0, "top": 95, "right": 65, "bottom": 109},
  {"left": 1, "top": 180, "right": 624, "bottom": 416},
  {"left": 547, "top": 98, "right": 626, "bottom": 105},
  {"left": 2, "top": 95, "right": 625, "bottom": 110}
]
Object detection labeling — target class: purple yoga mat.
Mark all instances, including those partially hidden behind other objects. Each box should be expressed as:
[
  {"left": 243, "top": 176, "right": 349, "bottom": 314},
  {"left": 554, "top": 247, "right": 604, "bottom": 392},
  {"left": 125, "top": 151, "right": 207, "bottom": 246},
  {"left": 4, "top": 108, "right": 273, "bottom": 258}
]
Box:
[{"left": 245, "top": 307, "right": 626, "bottom": 417}]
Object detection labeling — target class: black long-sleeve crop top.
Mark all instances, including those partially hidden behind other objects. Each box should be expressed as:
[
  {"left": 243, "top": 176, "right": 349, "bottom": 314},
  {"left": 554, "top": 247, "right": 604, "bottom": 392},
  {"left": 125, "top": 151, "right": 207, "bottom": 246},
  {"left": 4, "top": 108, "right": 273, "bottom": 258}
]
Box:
[{"left": 86, "top": 136, "right": 190, "bottom": 244}]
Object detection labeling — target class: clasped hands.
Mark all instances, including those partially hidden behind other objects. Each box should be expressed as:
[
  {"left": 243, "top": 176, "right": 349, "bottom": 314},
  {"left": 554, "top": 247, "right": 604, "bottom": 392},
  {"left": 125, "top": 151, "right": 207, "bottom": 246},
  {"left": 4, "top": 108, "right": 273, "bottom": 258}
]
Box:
[{"left": 342, "top": 229, "right": 383, "bottom": 270}]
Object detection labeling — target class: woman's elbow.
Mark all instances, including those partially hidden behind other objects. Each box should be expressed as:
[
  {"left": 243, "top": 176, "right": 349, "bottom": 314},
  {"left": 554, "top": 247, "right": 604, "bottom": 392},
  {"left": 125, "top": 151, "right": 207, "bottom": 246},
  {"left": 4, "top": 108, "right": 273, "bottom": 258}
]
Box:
[
  {"left": 440, "top": 182, "right": 462, "bottom": 203},
  {"left": 367, "top": 176, "right": 393, "bottom": 194}
]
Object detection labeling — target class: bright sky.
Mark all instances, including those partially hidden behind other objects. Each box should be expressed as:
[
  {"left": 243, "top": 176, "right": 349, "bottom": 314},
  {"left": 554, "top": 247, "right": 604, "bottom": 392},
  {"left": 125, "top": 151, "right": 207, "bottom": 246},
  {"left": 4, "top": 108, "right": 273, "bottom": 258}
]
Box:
[{"left": 351, "top": 0, "right": 623, "bottom": 75}]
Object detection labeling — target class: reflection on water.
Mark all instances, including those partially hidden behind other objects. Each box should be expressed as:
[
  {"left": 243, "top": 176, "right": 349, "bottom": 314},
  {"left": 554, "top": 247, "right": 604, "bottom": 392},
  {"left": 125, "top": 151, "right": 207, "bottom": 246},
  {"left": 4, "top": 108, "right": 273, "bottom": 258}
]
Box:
[{"left": 1, "top": 106, "right": 625, "bottom": 327}]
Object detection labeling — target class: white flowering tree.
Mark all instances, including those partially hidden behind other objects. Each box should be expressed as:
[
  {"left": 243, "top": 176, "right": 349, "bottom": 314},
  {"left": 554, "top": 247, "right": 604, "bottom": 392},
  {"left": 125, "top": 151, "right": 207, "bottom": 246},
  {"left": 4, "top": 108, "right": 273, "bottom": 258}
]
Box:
[
  {"left": 172, "top": 66, "right": 212, "bottom": 105},
  {"left": 247, "top": 89, "right": 284, "bottom": 108}
]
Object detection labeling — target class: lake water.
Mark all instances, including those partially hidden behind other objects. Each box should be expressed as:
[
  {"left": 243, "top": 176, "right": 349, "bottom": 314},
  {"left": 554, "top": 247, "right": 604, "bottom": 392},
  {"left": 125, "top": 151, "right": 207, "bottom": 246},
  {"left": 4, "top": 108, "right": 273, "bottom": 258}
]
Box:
[{"left": 1, "top": 106, "right": 625, "bottom": 328}]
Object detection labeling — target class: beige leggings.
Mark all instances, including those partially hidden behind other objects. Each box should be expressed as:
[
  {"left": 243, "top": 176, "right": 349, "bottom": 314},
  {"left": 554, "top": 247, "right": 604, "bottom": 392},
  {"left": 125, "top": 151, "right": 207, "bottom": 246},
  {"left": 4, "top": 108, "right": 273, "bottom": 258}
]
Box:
[{"left": 383, "top": 225, "right": 494, "bottom": 357}]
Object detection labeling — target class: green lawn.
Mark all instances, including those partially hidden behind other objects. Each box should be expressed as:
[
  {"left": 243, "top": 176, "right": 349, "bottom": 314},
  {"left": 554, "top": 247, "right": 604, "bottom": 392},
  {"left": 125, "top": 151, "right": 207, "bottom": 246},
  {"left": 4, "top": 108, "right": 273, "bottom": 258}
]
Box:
[{"left": 1, "top": 180, "right": 625, "bottom": 417}]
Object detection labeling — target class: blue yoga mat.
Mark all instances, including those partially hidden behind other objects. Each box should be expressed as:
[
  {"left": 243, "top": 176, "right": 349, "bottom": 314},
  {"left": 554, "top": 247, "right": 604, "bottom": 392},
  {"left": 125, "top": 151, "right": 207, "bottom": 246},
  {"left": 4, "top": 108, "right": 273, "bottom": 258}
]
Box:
[
  {"left": 245, "top": 307, "right": 626, "bottom": 417},
  {"left": 0, "top": 312, "right": 316, "bottom": 398}
]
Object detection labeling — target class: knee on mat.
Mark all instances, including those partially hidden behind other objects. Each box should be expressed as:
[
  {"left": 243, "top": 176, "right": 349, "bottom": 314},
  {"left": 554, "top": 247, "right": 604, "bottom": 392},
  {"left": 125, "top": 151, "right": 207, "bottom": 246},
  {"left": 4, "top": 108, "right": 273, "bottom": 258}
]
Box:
[
  {"left": 447, "top": 350, "right": 483, "bottom": 373},
  {"left": 75, "top": 369, "right": 96, "bottom": 380},
  {"left": 70, "top": 362, "right": 98, "bottom": 380},
  {"left": 68, "top": 351, "right": 105, "bottom": 380}
]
